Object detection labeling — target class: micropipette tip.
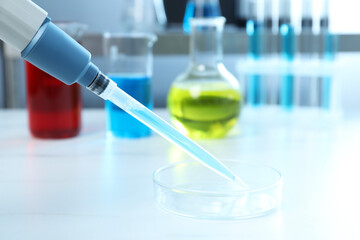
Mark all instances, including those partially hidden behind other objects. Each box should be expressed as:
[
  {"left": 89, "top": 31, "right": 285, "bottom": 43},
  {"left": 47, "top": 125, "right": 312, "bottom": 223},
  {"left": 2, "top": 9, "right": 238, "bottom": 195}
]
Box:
[
  {"left": 234, "top": 175, "right": 249, "bottom": 189},
  {"left": 211, "top": 160, "right": 248, "bottom": 188}
]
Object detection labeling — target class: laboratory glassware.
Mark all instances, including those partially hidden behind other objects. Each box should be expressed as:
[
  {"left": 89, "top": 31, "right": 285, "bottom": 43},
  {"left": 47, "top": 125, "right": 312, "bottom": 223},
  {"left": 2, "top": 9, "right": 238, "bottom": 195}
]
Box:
[
  {"left": 297, "top": 0, "right": 319, "bottom": 107},
  {"left": 264, "top": 0, "right": 279, "bottom": 54},
  {"left": 279, "top": 0, "right": 298, "bottom": 110},
  {"left": 0, "top": 0, "right": 246, "bottom": 184},
  {"left": 235, "top": 0, "right": 248, "bottom": 28},
  {"left": 26, "top": 22, "right": 86, "bottom": 138},
  {"left": 183, "top": 0, "right": 222, "bottom": 33},
  {"left": 300, "top": 0, "right": 316, "bottom": 56},
  {"left": 264, "top": 0, "right": 279, "bottom": 105},
  {"left": 168, "top": 17, "right": 243, "bottom": 139},
  {"left": 154, "top": 160, "right": 283, "bottom": 219},
  {"left": 3, "top": 43, "right": 27, "bottom": 108},
  {"left": 119, "top": 0, "right": 167, "bottom": 33},
  {"left": 320, "top": 0, "right": 337, "bottom": 109},
  {"left": 0, "top": 42, "right": 5, "bottom": 108},
  {"left": 246, "top": 0, "right": 265, "bottom": 106},
  {"left": 103, "top": 33, "right": 156, "bottom": 138}
]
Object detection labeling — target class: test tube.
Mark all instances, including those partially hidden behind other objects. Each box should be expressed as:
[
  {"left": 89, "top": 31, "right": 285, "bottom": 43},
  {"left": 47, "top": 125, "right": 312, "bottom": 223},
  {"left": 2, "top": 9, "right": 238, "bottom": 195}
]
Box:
[
  {"left": 297, "top": 0, "right": 320, "bottom": 107},
  {"left": 321, "top": 0, "right": 337, "bottom": 60},
  {"left": 246, "top": 0, "right": 265, "bottom": 106},
  {"left": 235, "top": 0, "right": 248, "bottom": 28},
  {"left": 279, "top": 0, "right": 299, "bottom": 110},
  {"left": 264, "top": 0, "right": 279, "bottom": 105},
  {"left": 183, "top": 0, "right": 222, "bottom": 33},
  {"left": 300, "top": 0, "right": 316, "bottom": 55},
  {"left": 320, "top": 0, "right": 337, "bottom": 109},
  {"left": 264, "top": 0, "right": 279, "bottom": 54}
]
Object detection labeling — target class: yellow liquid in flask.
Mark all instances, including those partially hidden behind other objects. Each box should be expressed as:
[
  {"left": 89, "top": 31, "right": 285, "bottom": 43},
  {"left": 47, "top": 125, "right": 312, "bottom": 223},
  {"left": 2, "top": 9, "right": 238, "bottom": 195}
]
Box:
[{"left": 168, "top": 81, "right": 242, "bottom": 139}]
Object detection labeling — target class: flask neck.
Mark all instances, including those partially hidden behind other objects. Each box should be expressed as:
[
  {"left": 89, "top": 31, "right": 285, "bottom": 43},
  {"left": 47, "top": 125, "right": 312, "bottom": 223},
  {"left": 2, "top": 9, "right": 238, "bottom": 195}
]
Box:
[{"left": 190, "top": 18, "right": 224, "bottom": 69}]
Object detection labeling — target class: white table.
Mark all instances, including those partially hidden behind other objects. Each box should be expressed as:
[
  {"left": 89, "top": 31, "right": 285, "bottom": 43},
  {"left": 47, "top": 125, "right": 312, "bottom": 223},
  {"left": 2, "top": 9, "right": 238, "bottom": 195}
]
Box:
[{"left": 0, "top": 108, "right": 359, "bottom": 240}]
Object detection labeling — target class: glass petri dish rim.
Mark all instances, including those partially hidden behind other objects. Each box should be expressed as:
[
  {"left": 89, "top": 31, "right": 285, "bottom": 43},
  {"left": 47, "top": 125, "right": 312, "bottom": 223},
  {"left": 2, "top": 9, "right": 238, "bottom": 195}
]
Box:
[{"left": 153, "top": 160, "right": 283, "bottom": 197}]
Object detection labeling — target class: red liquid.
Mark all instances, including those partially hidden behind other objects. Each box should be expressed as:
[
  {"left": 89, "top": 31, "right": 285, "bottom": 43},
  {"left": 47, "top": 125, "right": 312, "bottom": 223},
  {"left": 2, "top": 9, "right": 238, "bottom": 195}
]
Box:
[{"left": 26, "top": 62, "right": 82, "bottom": 138}]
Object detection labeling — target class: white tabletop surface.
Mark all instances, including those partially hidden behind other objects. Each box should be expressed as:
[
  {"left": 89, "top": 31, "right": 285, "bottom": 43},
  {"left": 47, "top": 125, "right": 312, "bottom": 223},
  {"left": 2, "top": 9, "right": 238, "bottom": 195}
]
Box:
[{"left": 0, "top": 108, "right": 359, "bottom": 240}]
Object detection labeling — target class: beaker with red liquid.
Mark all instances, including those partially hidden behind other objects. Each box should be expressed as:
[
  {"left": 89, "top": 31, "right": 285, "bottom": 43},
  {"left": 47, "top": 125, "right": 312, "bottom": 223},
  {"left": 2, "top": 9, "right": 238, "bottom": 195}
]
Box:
[{"left": 26, "top": 22, "right": 86, "bottom": 139}]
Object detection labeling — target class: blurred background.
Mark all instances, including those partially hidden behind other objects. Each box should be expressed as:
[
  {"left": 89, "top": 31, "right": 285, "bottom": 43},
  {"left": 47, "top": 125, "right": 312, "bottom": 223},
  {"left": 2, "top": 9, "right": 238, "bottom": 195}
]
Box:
[{"left": 1, "top": 0, "right": 360, "bottom": 115}]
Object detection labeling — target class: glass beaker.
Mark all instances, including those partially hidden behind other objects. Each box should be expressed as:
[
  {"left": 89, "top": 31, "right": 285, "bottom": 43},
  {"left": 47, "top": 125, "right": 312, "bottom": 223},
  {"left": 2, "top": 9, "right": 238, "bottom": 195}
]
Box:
[
  {"left": 103, "top": 33, "right": 157, "bottom": 138},
  {"left": 183, "top": 0, "right": 222, "bottom": 33},
  {"left": 168, "top": 17, "right": 243, "bottom": 139},
  {"left": 26, "top": 22, "right": 86, "bottom": 139},
  {"left": 118, "top": 0, "right": 167, "bottom": 33}
]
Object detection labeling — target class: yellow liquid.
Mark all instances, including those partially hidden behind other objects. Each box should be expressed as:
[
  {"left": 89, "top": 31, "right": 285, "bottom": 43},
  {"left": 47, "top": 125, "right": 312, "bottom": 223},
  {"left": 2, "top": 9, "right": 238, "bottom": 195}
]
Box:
[{"left": 168, "top": 82, "right": 242, "bottom": 139}]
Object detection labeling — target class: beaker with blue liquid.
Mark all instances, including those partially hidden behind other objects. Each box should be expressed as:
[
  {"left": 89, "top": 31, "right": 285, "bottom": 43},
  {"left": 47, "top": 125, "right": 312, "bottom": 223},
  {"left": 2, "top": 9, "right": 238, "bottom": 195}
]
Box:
[{"left": 103, "top": 34, "right": 157, "bottom": 138}]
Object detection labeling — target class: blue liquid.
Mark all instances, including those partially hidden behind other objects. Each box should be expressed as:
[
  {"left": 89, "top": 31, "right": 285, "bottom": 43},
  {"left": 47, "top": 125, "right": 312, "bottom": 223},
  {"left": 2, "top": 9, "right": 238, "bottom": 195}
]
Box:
[
  {"left": 321, "top": 77, "right": 331, "bottom": 109},
  {"left": 280, "top": 23, "right": 296, "bottom": 109},
  {"left": 246, "top": 20, "right": 263, "bottom": 106},
  {"left": 183, "top": 0, "right": 221, "bottom": 33},
  {"left": 105, "top": 75, "right": 152, "bottom": 138},
  {"left": 324, "top": 33, "right": 337, "bottom": 61},
  {"left": 280, "top": 75, "right": 294, "bottom": 109},
  {"left": 183, "top": 1, "right": 196, "bottom": 33},
  {"left": 280, "top": 24, "right": 295, "bottom": 61}
]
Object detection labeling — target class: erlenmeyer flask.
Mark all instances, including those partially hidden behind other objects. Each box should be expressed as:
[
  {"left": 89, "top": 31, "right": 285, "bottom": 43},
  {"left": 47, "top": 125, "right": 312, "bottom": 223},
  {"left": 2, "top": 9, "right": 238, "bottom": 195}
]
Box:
[{"left": 168, "top": 17, "right": 243, "bottom": 139}]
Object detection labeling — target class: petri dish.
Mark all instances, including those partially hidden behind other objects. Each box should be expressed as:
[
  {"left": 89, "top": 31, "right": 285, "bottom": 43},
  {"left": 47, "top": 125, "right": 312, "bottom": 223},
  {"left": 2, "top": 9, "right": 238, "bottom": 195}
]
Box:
[{"left": 153, "top": 160, "right": 283, "bottom": 220}]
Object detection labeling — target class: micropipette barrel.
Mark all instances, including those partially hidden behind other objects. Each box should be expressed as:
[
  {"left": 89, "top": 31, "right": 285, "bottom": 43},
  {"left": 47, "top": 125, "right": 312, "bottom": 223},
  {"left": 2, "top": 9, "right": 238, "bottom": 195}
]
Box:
[{"left": 90, "top": 73, "right": 248, "bottom": 186}]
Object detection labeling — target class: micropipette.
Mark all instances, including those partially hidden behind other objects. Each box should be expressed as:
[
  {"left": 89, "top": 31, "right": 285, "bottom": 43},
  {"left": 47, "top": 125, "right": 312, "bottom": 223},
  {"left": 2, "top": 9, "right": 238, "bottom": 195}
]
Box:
[
  {"left": 90, "top": 74, "right": 246, "bottom": 184},
  {"left": 0, "top": 0, "right": 247, "bottom": 186}
]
